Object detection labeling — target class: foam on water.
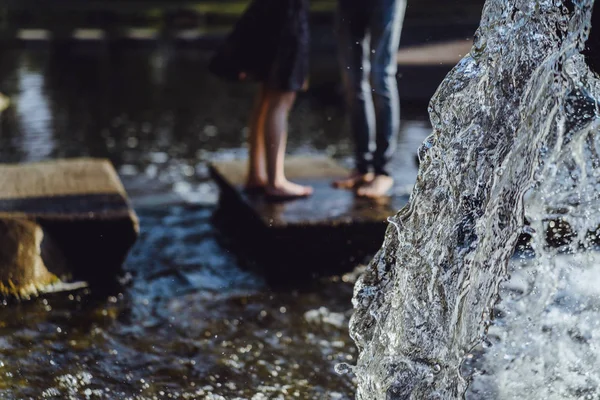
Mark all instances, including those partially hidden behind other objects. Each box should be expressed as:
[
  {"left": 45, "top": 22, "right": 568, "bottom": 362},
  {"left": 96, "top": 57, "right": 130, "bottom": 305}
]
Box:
[
  {"left": 348, "top": 0, "right": 600, "bottom": 398},
  {"left": 467, "top": 253, "right": 600, "bottom": 399}
]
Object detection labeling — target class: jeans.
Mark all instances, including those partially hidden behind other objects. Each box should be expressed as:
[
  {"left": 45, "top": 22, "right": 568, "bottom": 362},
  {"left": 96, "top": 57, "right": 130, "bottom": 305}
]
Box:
[{"left": 336, "top": 0, "right": 406, "bottom": 176}]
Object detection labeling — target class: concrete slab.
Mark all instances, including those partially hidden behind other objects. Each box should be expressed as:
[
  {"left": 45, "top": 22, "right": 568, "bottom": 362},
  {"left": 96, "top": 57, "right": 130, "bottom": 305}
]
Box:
[
  {"left": 0, "top": 158, "right": 126, "bottom": 203},
  {"left": 0, "top": 158, "right": 139, "bottom": 297},
  {"left": 210, "top": 156, "right": 407, "bottom": 227},
  {"left": 210, "top": 156, "right": 408, "bottom": 280}
]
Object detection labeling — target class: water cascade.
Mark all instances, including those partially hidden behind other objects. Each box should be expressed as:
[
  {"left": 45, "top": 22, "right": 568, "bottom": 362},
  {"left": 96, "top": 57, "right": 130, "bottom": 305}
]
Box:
[{"left": 346, "top": 0, "right": 600, "bottom": 398}]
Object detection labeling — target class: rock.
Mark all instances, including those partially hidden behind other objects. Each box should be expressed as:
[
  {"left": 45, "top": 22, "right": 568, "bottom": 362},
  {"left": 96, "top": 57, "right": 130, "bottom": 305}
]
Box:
[{"left": 0, "top": 218, "right": 66, "bottom": 298}]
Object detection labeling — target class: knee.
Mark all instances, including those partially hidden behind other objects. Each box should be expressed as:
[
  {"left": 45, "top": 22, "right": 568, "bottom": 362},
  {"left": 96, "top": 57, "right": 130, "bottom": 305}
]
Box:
[
  {"left": 342, "top": 69, "right": 370, "bottom": 101},
  {"left": 280, "top": 91, "right": 296, "bottom": 109},
  {"left": 265, "top": 90, "right": 296, "bottom": 112}
]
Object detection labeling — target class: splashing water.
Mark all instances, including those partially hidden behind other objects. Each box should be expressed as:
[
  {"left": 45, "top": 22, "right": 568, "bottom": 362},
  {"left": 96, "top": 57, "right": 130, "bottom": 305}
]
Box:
[{"left": 347, "top": 0, "right": 600, "bottom": 398}]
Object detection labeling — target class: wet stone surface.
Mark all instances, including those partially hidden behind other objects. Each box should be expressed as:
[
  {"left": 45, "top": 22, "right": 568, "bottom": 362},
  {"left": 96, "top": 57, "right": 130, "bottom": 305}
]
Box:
[{"left": 210, "top": 157, "right": 409, "bottom": 227}]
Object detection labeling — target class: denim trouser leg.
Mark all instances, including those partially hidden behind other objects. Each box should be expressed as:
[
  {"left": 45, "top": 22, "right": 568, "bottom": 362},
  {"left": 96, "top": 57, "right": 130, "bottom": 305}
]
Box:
[
  {"left": 337, "top": 0, "right": 406, "bottom": 176},
  {"left": 336, "top": 4, "right": 375, "bottom": 175},
  {"left": 371, "top": 0, "right": 406, "bottom": 176}
]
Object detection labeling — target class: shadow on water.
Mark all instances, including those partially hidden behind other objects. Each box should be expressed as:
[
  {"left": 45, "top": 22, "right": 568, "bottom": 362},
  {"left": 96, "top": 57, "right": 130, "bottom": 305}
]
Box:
[{"left": 0, "top": 41, "right": 432, "bottom": 398}]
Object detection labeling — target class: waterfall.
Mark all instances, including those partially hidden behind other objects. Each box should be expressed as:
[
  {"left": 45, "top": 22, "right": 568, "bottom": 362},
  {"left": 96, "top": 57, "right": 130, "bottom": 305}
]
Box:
[{"left": 346, "top": 1, "right": 600, "bottom": 398}]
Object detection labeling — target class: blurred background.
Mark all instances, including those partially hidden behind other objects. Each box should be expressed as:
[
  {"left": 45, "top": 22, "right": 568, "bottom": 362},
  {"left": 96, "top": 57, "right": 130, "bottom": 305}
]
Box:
[{"left": 0, "top": 1, "right": 483, "bottom": 399}]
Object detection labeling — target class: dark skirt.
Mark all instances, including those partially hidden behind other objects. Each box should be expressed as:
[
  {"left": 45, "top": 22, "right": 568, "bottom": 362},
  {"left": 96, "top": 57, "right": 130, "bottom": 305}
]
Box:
[{"left": 209, "top": 0, "right": 310, "bottom": 92}]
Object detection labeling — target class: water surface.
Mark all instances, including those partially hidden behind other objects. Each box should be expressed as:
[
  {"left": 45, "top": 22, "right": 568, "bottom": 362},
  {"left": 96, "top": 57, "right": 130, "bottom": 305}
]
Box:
[{"left": 0, "top": 45, "right": 431, "bottom": 399}]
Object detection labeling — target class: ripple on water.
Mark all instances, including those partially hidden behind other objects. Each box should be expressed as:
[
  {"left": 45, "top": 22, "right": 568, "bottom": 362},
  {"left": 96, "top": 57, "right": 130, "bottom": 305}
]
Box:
[{"left": 0, "top": 205, "right": 358, "bottom": 399}]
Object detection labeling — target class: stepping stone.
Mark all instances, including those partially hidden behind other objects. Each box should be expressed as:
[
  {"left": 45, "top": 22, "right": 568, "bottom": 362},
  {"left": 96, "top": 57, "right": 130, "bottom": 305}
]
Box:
[
  {"left": 209, "top": 156, "right": 409, "bottom": 279},
  {"left": 0, "top": 158, "right": 138, "bottom": 298}
]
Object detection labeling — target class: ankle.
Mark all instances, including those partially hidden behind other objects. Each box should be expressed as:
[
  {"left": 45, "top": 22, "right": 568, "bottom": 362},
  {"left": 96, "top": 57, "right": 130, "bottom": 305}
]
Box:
[
  {"left": 247, "top": 174, "right": 267, "bottom": 184},
  {"left": 267, "top": 178, "right": 286, "bottom": 189},
  {"left": 373, "top": 166, "right": 390, "bottom": 176},
  {"left": 374, "top": 171, "right": 391, "bottom": 178}
]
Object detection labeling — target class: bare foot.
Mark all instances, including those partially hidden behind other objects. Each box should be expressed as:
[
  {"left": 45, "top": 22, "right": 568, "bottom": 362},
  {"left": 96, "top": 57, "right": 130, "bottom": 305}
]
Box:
[
  {"left": 356, "top": 175, "right": 394, "bottom": 198},
  {"left": 265, "top": 180, "right": 313, "bottom": 200},
  {"left": 332, "top": 172, "right": 374, "bottom": 190}
]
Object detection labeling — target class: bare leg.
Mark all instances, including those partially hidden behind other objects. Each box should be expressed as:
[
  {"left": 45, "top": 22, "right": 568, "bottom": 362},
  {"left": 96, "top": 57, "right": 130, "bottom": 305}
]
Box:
[
  {"left": 245, "top": 85, "right": 269, "bottom": 190},
  {"left": 263, "top": 89, "right": 313, "bottom": 199}
]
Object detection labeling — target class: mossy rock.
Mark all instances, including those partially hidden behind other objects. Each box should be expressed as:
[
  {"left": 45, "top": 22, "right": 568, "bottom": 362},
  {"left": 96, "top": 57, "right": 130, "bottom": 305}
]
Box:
[{"left": 0, "top": 218, "right": 68, "bottom": 299}]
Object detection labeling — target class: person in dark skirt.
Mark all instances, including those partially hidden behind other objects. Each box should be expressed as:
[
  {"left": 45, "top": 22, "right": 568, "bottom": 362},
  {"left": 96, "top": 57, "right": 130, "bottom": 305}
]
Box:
[{"left": 209, "top": 0, "right": 313, "bottom": 199}]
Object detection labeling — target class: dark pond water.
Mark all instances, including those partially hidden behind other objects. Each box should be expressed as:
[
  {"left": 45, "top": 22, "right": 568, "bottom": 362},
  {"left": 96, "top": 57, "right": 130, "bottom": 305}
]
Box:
[{"left": 0, "top": 44, "right": 431, "bottom": 399}]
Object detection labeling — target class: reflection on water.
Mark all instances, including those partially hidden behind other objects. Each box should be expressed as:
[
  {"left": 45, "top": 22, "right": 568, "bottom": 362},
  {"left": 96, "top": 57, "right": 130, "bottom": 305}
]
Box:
[
  {"left": 0, "top": 45, "right": 431, "bottom": 398},
  {"left": 16, "top": 62, "right": 54, "bottom": 161}
]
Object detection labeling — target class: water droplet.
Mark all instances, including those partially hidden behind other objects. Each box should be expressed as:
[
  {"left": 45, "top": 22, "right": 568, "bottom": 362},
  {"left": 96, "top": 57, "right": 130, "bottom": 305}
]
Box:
[
  {"left": 126, "top": 137, "right": 138, "bottom": 148},
  {"left": 334, "top": 363, "right": 353, "bottom": 375}
]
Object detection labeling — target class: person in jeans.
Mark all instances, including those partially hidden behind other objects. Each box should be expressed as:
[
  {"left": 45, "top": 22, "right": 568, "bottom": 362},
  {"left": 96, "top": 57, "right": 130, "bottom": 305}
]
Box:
[{"left": 333, "top": 0, "right": 407, "bottom": 198}]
